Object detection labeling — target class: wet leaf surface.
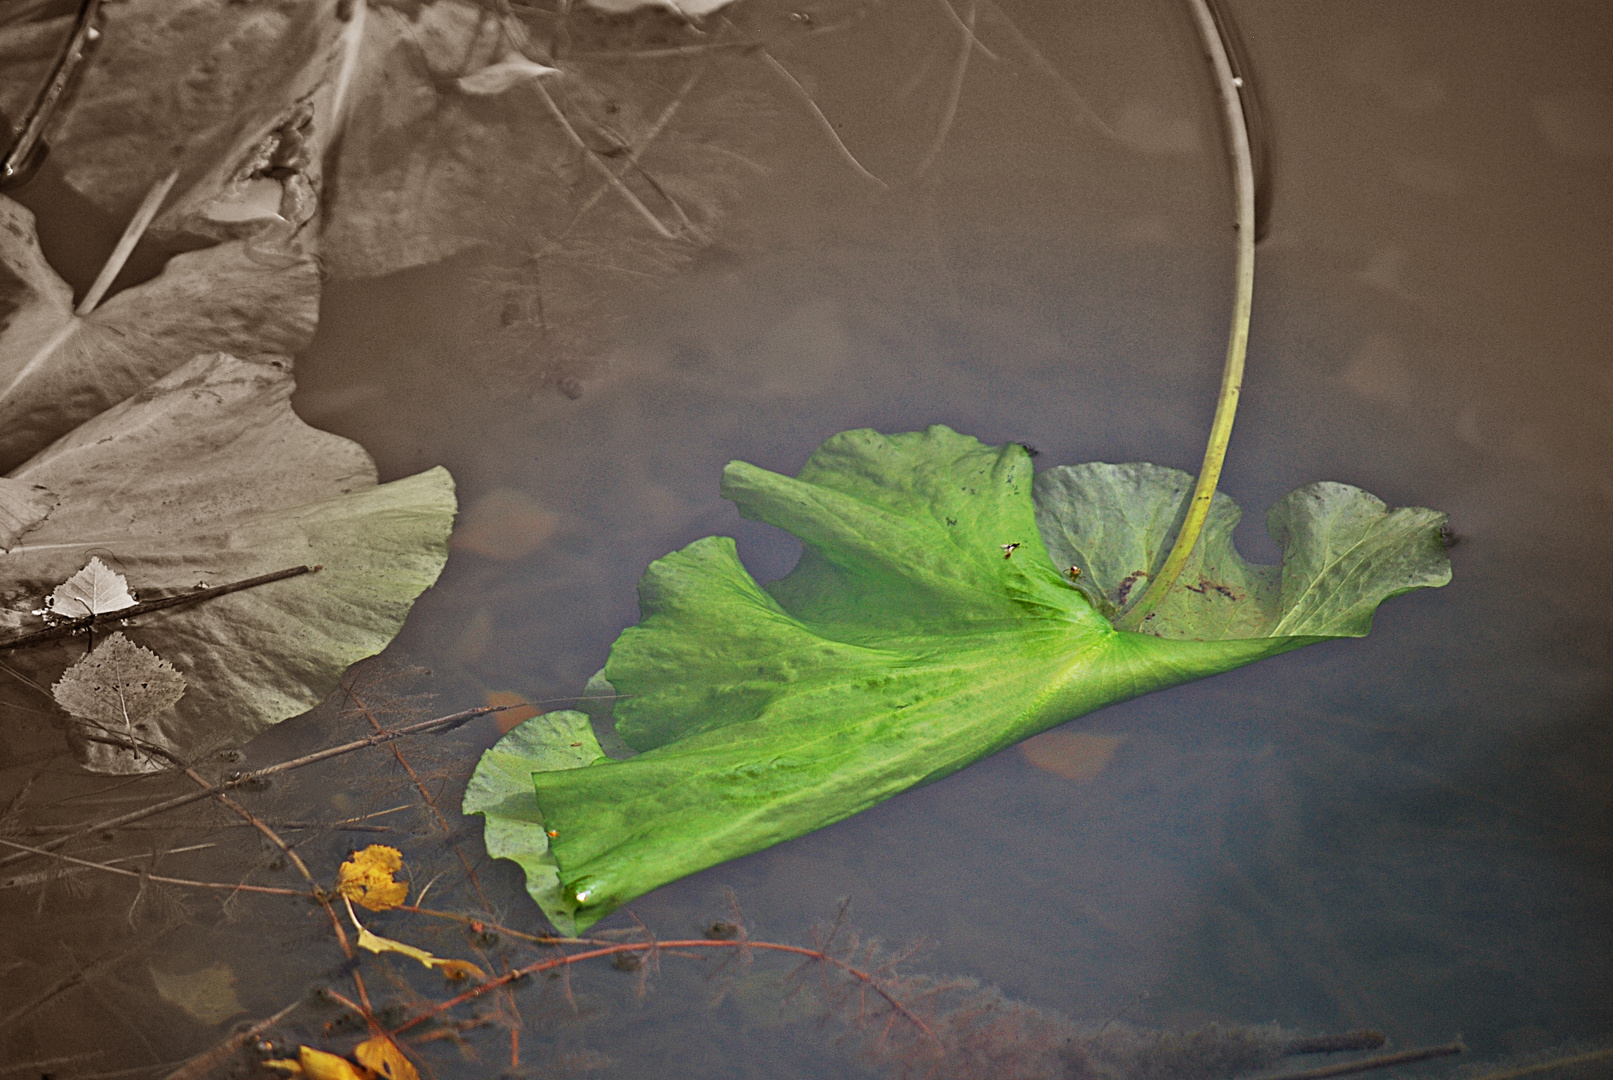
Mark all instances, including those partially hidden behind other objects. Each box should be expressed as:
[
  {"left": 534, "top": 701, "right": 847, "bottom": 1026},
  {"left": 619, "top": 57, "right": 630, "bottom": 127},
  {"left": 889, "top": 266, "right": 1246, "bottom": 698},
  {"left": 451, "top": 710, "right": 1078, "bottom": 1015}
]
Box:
[
  {"left": 468, "top": 426, "right": 1449, "bottom": 930},
  {"left": 1, "top": 352, "right": 455, "bottom": 772},
  {"left": 0, "top": 194, "right": 320, "bottom": 472}
]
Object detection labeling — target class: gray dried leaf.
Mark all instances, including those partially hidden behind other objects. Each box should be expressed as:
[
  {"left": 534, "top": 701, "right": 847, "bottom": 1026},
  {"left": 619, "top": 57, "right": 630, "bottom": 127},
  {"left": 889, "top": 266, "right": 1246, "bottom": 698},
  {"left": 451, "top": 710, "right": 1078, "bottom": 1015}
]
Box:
[{"left": 52, "top": 632, "right": 186, "bottom": 759}]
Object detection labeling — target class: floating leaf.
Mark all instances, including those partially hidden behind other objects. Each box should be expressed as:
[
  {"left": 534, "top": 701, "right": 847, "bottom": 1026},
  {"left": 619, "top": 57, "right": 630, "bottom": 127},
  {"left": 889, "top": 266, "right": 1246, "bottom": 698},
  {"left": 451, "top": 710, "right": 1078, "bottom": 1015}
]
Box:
[
  {"left": 148, "top": 961, "right": 245, "bottom": 1026},
  {"left": 468, "top": 426, "right": 1449, "bottom": 930},
  {"left": 0, "top": 0, "right": 340, "bottom": 228},
  {"left": 51, "top": 633, "right": 186, "bottom": 755},
  {"left": 0, "top": 193, "right": 319, "bottom": 472},
  {"left": 455, "top": 53, "right": 560, "bottom": 96},
  {"left": 46, "top": 557, "right": 137, "bottom": 618},
  {"left": 462, "top": 710, "right": 605, "bottom": 931},
  {"left": 1, "top": 353, "right": 456, "bottom": 773},
  {"left": 337, "top": 844, "right": 408, "bottom": 911},
  {"left": 353, "top": 1037, "right": 419, "bottom": 1080}
]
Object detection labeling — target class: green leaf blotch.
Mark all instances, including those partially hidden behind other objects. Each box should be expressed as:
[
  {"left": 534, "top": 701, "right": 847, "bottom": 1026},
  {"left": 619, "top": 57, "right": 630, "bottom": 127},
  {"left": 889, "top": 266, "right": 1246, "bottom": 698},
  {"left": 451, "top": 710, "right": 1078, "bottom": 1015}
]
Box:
[{"left": 467, "top": 427, "right": 1450, "bottom": 931}]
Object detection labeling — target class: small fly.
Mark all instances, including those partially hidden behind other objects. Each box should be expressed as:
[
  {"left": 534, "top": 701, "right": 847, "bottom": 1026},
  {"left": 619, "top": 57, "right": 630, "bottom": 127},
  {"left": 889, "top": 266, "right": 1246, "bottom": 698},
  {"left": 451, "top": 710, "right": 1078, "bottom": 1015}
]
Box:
[{"left": 1001, "top": 542, "right": 1021, "bottom": 559}]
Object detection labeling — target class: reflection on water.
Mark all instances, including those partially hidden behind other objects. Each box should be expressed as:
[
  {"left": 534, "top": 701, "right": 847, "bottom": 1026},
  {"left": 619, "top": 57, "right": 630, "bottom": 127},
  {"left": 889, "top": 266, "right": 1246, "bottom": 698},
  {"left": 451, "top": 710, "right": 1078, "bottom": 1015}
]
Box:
[{"left": 3, "top": 0, "right": 1609, "bottom": 1075}]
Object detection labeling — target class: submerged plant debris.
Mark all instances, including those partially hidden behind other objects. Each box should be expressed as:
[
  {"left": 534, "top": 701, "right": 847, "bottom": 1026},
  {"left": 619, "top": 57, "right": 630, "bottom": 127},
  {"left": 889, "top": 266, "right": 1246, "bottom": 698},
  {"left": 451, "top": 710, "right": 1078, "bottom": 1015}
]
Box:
[{"left": 468, "top": 425, "right": 1451, "bottom": 931}]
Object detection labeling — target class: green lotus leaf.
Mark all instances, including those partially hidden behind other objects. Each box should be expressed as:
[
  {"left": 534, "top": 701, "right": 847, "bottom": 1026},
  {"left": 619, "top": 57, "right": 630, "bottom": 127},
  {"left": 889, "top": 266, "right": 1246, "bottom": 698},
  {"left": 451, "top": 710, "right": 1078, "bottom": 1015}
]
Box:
[{"left": 468, "top": 426, "right": 1449, "bottom": 932}]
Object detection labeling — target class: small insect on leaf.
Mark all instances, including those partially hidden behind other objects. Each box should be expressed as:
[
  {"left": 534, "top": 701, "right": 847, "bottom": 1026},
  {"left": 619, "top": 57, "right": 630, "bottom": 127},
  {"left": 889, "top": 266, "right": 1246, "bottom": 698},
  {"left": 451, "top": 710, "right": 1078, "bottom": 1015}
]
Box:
[
  {"left": 1001, "top": 542, "right": 1021, "bottom": 559},
  {"left": 1067, "top": 565, "right": 1082, "bottom": 579},
  {"left": 354, "top": 1035, "right": 421, "bottom": 1080},
  {"left": 337, "top": 845, "right": 408, "bottom": 911},
  {"left": 47, "top": 556, "right": 137, "bottom": 617}
]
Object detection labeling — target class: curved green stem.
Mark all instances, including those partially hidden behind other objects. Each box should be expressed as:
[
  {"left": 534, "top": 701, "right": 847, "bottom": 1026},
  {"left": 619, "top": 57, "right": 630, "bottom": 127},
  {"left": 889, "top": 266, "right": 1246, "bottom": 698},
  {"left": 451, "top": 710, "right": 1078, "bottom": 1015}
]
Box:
[{"left": 1115, "top": 0, "right": 1256, "bottom": 632}]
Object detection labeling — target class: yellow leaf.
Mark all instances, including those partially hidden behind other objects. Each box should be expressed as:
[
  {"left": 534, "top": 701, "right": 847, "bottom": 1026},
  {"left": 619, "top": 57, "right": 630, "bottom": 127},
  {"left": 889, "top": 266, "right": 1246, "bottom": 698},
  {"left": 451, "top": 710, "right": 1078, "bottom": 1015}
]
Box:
[
  {"left": 354, "top": 1037, "right": 420, "bottom": 1080},
  {"left": 262, "top": 1061, "right": 304, "bottom": 1077},
  {"left": 337, "top": 844, "right": 409, "bottom": 911},
  {"left": 357, "top": 926, "right": 438, "bottom": 968},
  {"left": 436, "top": 958, "right": 487, "bottom": 981},
  {"left": 356, "top": 926, "right": 485, "bottom": 982},
  {"left": 297, "top": 1046, "right": 373, "bottom": 1080}
]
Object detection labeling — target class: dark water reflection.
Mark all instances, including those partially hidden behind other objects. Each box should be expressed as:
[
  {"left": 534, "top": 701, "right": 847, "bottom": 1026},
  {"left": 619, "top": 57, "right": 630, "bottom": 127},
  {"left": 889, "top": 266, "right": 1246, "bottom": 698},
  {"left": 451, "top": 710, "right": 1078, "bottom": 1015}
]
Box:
[{"left": 6, "top": 0, "right": 1610, "bottom": 1075}]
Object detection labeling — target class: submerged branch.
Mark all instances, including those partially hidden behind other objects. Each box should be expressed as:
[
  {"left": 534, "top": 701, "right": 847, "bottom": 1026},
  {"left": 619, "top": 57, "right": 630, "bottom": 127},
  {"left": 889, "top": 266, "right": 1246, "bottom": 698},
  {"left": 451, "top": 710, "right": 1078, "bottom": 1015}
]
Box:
[
  {"left": 388, "top": 938, "right": 935, "bottom": 1040},
  {"left": 1114, "top": 0, "right": 1256, "bottom": 632},
  {"left": 0, "top": 836, "right": 307, "bottom": 896},
  {"left": 0, "top": 704, "right": 499, "bottom": 869},
  {"left": 1260, "top": 1042, "right": 1463, "bottom": 1080}
]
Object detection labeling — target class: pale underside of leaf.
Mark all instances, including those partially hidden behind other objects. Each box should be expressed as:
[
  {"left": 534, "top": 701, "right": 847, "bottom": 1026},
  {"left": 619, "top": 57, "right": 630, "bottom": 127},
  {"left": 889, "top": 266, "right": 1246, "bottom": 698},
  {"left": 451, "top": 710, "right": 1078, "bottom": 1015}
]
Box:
[
  {"left": 1, "top": 352, "right": 456, "bottom": 773},
  {"left": 47, "top": 556, "right": 137, "bottom": 617},
  {"left": 463, "top": 426, "right": 1452, "bottom": 931}
]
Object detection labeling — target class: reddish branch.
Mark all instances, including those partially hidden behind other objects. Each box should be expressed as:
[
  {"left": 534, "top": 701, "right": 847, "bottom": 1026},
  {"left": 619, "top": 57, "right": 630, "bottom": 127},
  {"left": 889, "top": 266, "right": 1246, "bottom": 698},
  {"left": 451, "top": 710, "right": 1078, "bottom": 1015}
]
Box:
[
  {"left": 384, "top": 938, "right": 935, "bottom": 1040},
  {"left": 0, "top": 704, "right": 499, "bottom": 870}
]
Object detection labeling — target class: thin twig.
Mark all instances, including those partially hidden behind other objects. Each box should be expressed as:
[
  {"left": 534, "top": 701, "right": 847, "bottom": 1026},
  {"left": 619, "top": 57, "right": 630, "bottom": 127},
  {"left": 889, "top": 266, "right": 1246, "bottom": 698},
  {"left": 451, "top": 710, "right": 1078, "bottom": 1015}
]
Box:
[
  {"left": 1, "top": 0, "right": 104, "bottom": 184},
  {"left": 0, "top": 705, "right": 498, "bottom": 870},
  {"left": 911, "top": 0, "right": 977, "bottom": 180},
  {"left": 1, "top": 565, "right": 320, "bottom": 652},
  {"left": 159, "top": 998, "right": 304, "bottom": 1080},
  {"left": 0, "top": 842, "right": 217, "bottom": 889},
  {"left": 1464, "top": 1047, "right": 1613, "bottom": 1080},
  {"left": 0, "top": 933, "right": 157, "bottom": 1034},
  {"left": 389, "top": 938, "right": 935, "bottom": 1040},
  {"left": 532, "top": 79, "right": 678, "bottom": 239},
  {"left": 932, "top": 0, "right": 997, "bottom": 61},
  {"left": 1282, "top": 1031, "right": 1387, "bottom": 1056},
  {"left": 1115, "top": 0, "right": 1255, "bottom": 631},
  {"left": 563, "top": 65, "right": 706, "bottom": 236},
  {"left": 1258, "top": 1042, "right": 1463, "bottom": 1080},
  {"left": 0, "top": 837, "right": 306, "bottom": 896},
  {"left": 756, "top": 47, "right": 887, "bottom": 189},
  {"left": 978, "top": 0, "right": 1116, "bottom": 139},
  {"left": 0, "top": 1053, "right": 102, "bottom": 1076}
]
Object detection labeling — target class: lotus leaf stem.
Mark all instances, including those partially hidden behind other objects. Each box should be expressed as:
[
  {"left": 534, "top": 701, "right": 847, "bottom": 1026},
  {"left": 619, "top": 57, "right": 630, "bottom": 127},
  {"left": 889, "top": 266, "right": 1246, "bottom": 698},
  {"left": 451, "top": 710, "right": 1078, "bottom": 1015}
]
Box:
[{"left": 1116, "top": 0, "right": 1256, "bottom": 631}]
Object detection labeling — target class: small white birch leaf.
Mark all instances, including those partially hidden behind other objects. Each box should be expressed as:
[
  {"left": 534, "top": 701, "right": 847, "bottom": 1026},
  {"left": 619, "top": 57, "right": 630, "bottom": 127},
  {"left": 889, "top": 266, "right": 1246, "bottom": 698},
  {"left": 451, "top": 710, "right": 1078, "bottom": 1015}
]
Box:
[
  {"left": 0, "top": 477, "right": 56, "bottom": 552},
  {"left": 48, "top": 557, "right": 137, "bottom": 617},
  {"left": 455, "top": 53, "right": 560, "bottom": 96},
  {"left": 52, "top": 632, "right": 186, "bottom": 745}
]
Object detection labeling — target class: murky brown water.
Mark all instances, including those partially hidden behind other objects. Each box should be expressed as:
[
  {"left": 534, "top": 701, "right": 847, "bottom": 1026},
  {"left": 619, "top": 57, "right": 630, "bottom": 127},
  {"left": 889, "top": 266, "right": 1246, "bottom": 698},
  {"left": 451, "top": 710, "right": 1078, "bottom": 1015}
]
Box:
[{"left": 3, "top": 0, "right": 1609, "bottom": 1076}]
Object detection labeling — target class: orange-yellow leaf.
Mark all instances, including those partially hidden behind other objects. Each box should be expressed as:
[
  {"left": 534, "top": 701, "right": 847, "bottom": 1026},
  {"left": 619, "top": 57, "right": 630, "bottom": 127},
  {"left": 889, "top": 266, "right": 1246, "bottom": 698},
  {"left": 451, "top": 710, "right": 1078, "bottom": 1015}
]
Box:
[
  {"left": 486, "top": 689, "right": 540, "bottom": 734},
  {"left": 337, "top": 844, "right": 408, "bottom": 911},
  {"left": 435, "top": 958, "right": 488, "bottom": 981},
  {"left": 1019, "top": 730, "right": 1127, "bottom": 782},
  {"left": 356, "top": 926, "right": 483, "bottom": 981},
  {"left": 354, "top": 1036, "right": 420, "bottom": 1080},
  {"left": 298, "top": 1046, "right": 373, "bottom": 1080},
  {"left": 262, "top": 1061, "right": 303, "bottom": 1077}
]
